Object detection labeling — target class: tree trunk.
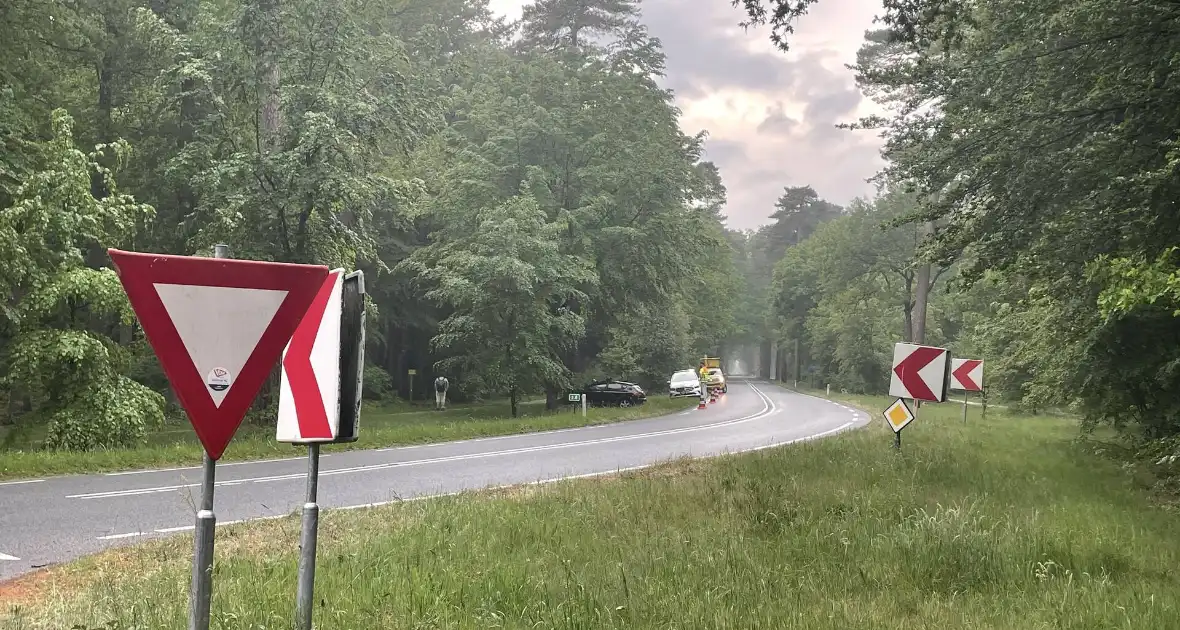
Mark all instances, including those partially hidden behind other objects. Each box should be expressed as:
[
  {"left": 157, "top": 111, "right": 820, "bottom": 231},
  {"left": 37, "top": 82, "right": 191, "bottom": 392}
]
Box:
[
  {"left": 255, "top": 0, "right": 282, "bottom": 153},
  {"left": 91, "top": 49, "right": 116, "bottom": 200},
  {"left": 902, "top": 276, "right": 914, "bottom": 342},
  {"left": 912, "top": 222, "right": 935, "bottom": 344}
]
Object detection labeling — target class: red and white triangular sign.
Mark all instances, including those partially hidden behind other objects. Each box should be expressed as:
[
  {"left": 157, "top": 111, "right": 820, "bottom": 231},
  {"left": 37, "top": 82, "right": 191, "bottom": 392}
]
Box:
[
  {"left": 276, "top": 269, "right": 344, "bottom": 443},
  {"left": 107, "top": 249, "right": 328, "bottom": 460}
]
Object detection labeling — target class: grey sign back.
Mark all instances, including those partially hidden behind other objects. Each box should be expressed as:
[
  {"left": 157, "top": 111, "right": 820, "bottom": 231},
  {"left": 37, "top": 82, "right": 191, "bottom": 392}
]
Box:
[{"left": 333, "top": 270, "right": 366, "bottom": 443}]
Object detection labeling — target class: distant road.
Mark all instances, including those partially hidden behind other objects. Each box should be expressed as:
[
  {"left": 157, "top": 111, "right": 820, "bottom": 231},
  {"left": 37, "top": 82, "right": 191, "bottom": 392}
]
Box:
[{"left": 0, "top": 380, "right": 868, "bottom": 581}]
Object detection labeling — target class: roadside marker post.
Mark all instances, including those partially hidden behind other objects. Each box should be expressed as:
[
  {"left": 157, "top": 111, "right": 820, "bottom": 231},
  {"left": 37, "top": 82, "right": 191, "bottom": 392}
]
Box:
[
  {"left": 949, "top": 358, "right": 984, "bottom": 423},
  {"left": 107, "top": 245, "right": 327, "bottom": 630},
  {"left": 275, "top": 269, "right": 367, "bottom": 630},
  {"left": 568, "top": 392, "right": 587, "bottom": 417}
]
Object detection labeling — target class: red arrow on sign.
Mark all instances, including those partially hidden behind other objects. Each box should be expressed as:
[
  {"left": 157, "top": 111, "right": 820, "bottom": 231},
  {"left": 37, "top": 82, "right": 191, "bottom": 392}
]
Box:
[
  {"left": 281, "top": 270, "right": 340, "bottom": 440},
  {"left": 893, "top": 346, "right": 945, "bottom": 401},
  {"left": 953, "top": 359, "right": 983, "bottom": 391}
]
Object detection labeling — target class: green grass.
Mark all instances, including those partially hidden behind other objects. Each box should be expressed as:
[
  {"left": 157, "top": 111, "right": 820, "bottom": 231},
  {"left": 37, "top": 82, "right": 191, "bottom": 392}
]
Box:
[
  {"left": 0, "top": 396, "right": 697, "bottom": 481},
  {"left": 5, "top": 394, "right": 1179, "bottom": 629}
]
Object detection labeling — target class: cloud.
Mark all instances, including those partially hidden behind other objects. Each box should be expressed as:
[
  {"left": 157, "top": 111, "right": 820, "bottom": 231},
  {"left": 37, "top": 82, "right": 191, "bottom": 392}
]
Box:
[{"left": 488, "top": 0, "right": 887, "bottom": 230}]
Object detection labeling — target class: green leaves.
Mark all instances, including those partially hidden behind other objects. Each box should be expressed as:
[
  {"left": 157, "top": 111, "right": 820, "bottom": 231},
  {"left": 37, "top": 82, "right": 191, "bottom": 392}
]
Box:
[
  {"left": 400, "top": 195, "right": 596, "bottom": 408},
  {"left": 0, "top": 109, "right": 163, "bottom": 448},
  {"left": 0, "top": 0, "right": 746, "bottom": 445},
  {"left": 1092, "top": 248, "right": 1180, "bottom": 319}
]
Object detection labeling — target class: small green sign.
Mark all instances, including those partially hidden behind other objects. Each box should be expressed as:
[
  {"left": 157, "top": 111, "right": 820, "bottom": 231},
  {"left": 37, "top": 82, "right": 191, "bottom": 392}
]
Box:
[{"left": 408, "top": 369, "right": 417, "bottom": 376}]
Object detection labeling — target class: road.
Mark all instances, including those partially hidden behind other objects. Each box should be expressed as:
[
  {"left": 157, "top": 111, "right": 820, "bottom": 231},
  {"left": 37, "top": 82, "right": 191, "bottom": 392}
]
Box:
[{"left": 0, "top": 380, "right": 868, "bottom": 581}]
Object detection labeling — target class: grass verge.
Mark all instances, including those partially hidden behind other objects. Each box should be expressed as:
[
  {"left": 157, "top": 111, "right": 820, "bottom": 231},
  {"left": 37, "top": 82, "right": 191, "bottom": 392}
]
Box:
[
  {"left": 0, "top": 396, "right": 697, "bottom": 481},
  {"left": 5, "top": 394, "right": 1179, "bottom": 628}
]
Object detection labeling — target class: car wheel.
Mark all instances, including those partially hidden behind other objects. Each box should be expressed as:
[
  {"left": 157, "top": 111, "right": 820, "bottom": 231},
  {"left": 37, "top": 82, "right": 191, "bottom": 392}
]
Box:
[{"left": 620, "top": 399, "right": 633, "bottom": 408}]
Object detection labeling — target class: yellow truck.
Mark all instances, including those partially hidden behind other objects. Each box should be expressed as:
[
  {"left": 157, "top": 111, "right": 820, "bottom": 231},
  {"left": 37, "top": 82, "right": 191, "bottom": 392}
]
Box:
[{"left": 700, "top": 356, "right": 727, "bottom": 394}]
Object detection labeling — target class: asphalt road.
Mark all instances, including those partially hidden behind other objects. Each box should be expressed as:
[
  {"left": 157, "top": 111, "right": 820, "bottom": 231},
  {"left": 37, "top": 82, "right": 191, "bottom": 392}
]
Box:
[{"left": 0, "top": 380, "right": 869, "bottom": 581}]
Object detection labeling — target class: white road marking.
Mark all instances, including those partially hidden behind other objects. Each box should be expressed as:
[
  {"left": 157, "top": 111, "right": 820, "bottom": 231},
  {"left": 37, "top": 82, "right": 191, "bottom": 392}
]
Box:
[
  {"left": 70, "top": 385, "right": 778, "bottom": 501},
  {"left": 87, "top": 384, "right": 867, "bottom": 540},
  {"left": 109, "top": 416, "right": 863, "bottom": 538},
  {"left": 0, "top": 552, "right": 19, "bottom": 560},
  {"left": 103, "top": 456, "right": 309, "bottom": 477},
  {"left": 155, "top": 525, "right": 194, "bottom": 533},
  {"left": 0, "top": 479, "right": 44, "bottom": 487},
  {"left": 97, "top": 532, "right": 145, "bottom": 540}
]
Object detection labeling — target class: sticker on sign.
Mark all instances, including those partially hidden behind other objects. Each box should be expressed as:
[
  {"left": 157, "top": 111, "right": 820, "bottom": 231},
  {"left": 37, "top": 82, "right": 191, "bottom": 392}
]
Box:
[{"left": 889, "top": 342, "right": 950, "bottom": 403}]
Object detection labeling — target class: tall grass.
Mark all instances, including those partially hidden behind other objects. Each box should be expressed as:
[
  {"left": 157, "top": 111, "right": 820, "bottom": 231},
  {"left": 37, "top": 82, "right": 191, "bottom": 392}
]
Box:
[{"left": 4, "top": 399, "right": 1178, "bottom": 628}]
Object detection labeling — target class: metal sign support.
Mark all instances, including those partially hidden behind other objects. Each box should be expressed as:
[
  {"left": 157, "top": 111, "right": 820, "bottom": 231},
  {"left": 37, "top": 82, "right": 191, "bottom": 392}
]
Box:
[
  {"left": 295, "top": 442, "right": 321, "bottom": 630},
  {"left": 188, "top": 243, "right": 230, "bottom": 630}
]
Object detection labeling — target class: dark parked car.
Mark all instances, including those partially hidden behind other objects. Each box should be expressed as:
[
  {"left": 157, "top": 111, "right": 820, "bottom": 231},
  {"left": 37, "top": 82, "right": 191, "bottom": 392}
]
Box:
[{"left": 566, "top": 380, "right": 647, "bottom": 407}]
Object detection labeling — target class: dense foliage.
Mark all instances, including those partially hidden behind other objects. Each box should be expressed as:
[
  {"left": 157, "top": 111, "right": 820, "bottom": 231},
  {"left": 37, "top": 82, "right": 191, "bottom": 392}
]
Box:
[
  {"left": 0, "top": 0, "right": 744, "bottom": 447},
  {"left": 735, "top": 0, "right": 1180, "bottom": 456}
]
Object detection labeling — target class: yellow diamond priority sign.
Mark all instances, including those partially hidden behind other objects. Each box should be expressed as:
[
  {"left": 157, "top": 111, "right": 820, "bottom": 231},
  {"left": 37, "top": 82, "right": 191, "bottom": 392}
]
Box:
[{"left": 883, "top": 398, "right": 914, "bottom": 433}]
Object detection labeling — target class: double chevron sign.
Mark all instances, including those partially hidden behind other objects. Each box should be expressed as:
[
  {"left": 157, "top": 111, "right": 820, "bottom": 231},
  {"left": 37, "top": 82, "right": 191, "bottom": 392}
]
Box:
[{"left": 883, "top": 342, "right": 985, "bottom": 447}]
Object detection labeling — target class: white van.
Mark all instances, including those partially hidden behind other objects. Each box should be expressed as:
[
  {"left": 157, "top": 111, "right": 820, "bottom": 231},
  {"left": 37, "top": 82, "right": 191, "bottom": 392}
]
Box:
[{"left": 668, "top": 369, "right": 702, "bottom": 398}]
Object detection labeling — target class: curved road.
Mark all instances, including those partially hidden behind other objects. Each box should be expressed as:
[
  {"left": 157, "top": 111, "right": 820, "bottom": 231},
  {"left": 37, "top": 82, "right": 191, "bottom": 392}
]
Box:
[{"left": 0, "top": 380, "right": 868, "bottom": 581}]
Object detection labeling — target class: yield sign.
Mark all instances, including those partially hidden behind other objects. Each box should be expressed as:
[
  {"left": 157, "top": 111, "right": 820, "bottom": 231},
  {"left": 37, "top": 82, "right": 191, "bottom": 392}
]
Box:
[
  {"left": 888, "top": 342, "right": 950, "bottom": 402},
  {"left": 276, "top": 269, "right": 344, "bottom": 443},
  {"left": 108, "top": 249, "right": 328, "bottom": 459},
  {"left": 950, "top": 358, "right": 984, "bottom": 392}
]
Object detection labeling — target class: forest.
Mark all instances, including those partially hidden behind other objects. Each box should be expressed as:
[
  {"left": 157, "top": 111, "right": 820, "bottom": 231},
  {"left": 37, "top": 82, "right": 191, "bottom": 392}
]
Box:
[
  {"left": 737, "top": 0, "right": 1180, "bottom": 470},
  {"left": 3, "top": 0, "right": 1180, "bottom": 479},
  {"left": 1, "top": 0, "right": 756, "bottom": 451}
]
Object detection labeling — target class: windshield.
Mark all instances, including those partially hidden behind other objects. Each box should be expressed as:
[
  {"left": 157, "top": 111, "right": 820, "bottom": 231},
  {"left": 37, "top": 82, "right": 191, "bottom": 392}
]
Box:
[
  {"left": 708, "top": 368, "right": 722, "bottom": 376},
  {"left": 671, "top": 371, "right": 697, "bottom": 384}
]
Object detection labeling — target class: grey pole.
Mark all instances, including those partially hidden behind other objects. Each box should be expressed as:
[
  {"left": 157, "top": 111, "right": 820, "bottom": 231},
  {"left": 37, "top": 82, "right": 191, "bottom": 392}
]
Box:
[
  {"left": 962, "top": 390, "right": 969, "bottom": 423},
  {"left": 188, "top": 454, "right": 217, "bottom": 630},
  {"left": 581, "top": 393, "right": 587, "bottom": 418},
  {"left": 188, "top": 244, "right": 229, "bottom": 630},
  {"left": 794, "top": 338, "right": 800, "bottom": 389},
  {"left": 295, "top": 442, "right": 322, "bottom": 630}
]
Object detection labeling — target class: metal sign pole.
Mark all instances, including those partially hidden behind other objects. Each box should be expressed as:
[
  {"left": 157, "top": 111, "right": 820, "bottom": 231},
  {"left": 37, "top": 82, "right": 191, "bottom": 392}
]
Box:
[
  {"left": 962, "top": 390, "right": 969, "bottom": 423},
  {"left": 188, "top": 453, "right": 217, "bottom": 630},
  {"left": 581, "top": 393, "right": 587, "bottom": 418},
  {"left": 188, "top": 243, "right": 230, "bottom": 630},
  {"left": 295, "top": 442, "right": 322, "bottom": 630}
]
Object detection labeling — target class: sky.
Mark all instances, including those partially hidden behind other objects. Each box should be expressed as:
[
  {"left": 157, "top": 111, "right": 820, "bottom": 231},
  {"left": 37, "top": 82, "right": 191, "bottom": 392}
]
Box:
[{"left": 488, "top": 0, "right": 886, "bottom": 230}]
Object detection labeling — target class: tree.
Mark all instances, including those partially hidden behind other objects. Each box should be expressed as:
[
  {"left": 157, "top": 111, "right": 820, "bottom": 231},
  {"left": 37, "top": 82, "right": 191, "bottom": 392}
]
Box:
[
  {"left": 399, "top": 194, "right": 596, "bottom": 417},
  {"left": 0, "top": 110, "right": 164, "bottom": 448},
  {"left": 520, "top": 0, "right": 640, "bottom": 52}
]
